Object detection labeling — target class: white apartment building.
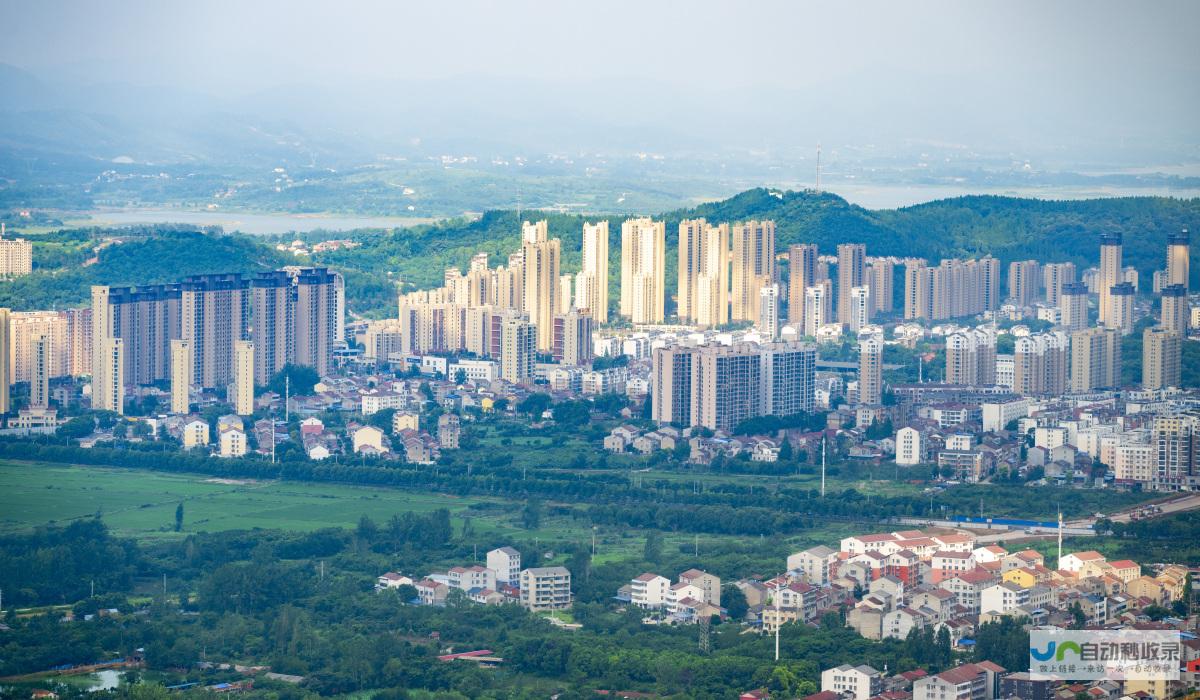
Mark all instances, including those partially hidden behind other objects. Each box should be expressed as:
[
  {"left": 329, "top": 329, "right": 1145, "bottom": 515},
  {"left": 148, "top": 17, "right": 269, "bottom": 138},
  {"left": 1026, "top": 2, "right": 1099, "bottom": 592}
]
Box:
[
  {"left": 896, "top": 427, "right": 924, "bottom": 465},
  {"left": 821, "top": 664, "right": 883, "bottom": 700},
  {"left": 630, "top": 573, "right": 670, "bottom": 609},
  {"left": 486, "top": 546, "right": 521, "bottom": 586}
]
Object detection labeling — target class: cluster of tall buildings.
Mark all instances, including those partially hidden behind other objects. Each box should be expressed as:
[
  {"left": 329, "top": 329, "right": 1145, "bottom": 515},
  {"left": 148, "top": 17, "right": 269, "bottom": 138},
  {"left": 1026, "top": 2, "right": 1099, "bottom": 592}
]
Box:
[
  {"left": 904, "top": 257, "right": 1001, "bottom": 321},
  {"left": 90, "top": 267, "right": 343, "bottom": 415},
  {"left": 650, "top": 341, "right": 816, "bottom": 431}
]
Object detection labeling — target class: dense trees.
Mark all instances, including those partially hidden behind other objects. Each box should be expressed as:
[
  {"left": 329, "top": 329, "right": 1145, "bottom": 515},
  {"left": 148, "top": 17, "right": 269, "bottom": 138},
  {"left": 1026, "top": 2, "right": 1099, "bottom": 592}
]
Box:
[{"left": 0, "top": 519, "right": 140, "bottom": 607}]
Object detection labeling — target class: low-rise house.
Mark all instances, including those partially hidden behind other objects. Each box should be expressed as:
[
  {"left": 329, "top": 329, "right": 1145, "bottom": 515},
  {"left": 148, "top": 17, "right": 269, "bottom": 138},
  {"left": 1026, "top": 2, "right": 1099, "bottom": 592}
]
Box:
[
  {"left": 788, "top": 545, "right": 839, "bottom": 586},
  {"left": 182, "top": 419, "right": 209, "bottom": 449},
  {"left": 679, "top": 569, "right": 721, "bottom": 606},
  {"left": 218, "top": 427, "right": 247, "bottom": 457},
  {"left": 377, "top": 572, "right": 414, "bottom": 590},
  {"left": 821, "top": 664, "right": 883, "bottom": 700},
  {"left": 415, "top": 579, "right": 449, "bottom": 606},
  {"left": 630, "top": 573, "right": 670, "bottom": 609},
  {"left": 520, "top": 567, "right": 572, "bottom": 610}
]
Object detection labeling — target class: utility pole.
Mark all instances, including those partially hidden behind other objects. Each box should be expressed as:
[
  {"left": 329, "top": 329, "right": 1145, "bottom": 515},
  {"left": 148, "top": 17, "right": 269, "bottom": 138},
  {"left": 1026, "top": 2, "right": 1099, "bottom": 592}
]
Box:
[
  {"left": 820, "top": 436, "right": 827, "bottom": 498},
  {"left": 774, "top": 582, "right": 781, "bottom": 661},
  {"left": 285, "top": 374, "right": 290, "bottom": 422},
  {"left": 1057, "top": 512, "right": 1063, "bottom": 570}
]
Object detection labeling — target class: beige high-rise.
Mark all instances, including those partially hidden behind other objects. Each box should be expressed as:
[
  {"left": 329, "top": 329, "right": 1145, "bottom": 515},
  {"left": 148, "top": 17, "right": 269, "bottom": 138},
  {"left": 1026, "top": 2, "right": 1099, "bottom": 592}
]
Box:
[
  {"left": 180, "top": 274, "right": 250, "bottom": 388},
  {"left": 866, "top": 259, "right": 894, "bottom": 313},
  {"left": 848, "top": 286, "right": 871, "bottom": 332},
  {"left": 836, "top": 244, "right": 866, "bottom": 325},
  {"left": 858, "top": 337, "right": 883, "bottom": 405},
  {"left": 29, "top": 334, "right": 50, "bottom": 408},
  {"left": 1007, "top": 260, "right": 1041, "bottom": 306},
  {"left": 170, "top": 339, "right": 193, "bottom": 415},
  {"left": 9, "top": 311, "right": 68, "bottom": 383},
  {"left": 731, "top": 221, "right": 775, "bottom": 322},
  {"left": 94, "top": 337, "right": 125, "bottom": 414},
  {"left": 251, "top": 271, "right": 292, "bottom": 385},
  {"left": 1109, "top": 282, "right": 1135, "bottom": 335},
  {"left": 1098, "top": 233, "right": 1123, "bottom": 328},
  {"left": 1151, "top": 414, "right": 1198, "bottom": 489},
  {"left": 500, "top": 315, "right": 536, "bottom": 384},
  {"left": 233, "top": 340, "right": 255, "bottom": 416},
  {"left": 677, "top": 219, "right": 706, "bottom": 322},
  {"left": 803, "top": 284, "right": 829, "bottom": 338},
  {"left": 694, "top": 223, "right": 731, "bottom": 328},
  {"left": 552, "top": 310, "right": 594, "bottom": 366},
  {"left": 521, "top": 220, "right": 561, "bottom": 351},
  {"left": 758, "top": 284, "right": 781, "bottom": 339},
  {"left": 292, "top": 267, "right": 339, "bottom": 377},
  {"left": 788, "top": 244, "right": 819, "bottom": 326},
  {"left": 620, "top": 218, "right": 666, "bottom": 324},
  {"left": 1167, "top": 228, "right": 1189, "bottom": 292},
  {"left": 1142, "top": 326, "right": 1181, "bottom": 390},
  {"left": 945, "top": 329, "right": 996, "bottom": 387},
  {"left": 575, "top": 221, "right": 609, "bottom": 323},
  {"left": 1070, "top": 326, "right": 1120, "bottom": 392},
  {"left": 1059, "top": 282, "right": 1089, "bottom": 331},
  {"left": 1042, "top": 263, "right": 1076, "bottom": 306},
  {"left": 0, "top": 227, "right": 32, "bottom": 277},
  {"left": 1013, "top": 331, "right": 1068, "bottom": 395},
  {"left": 1160, "top": 284, "right": 1188, "bottom": 333},
  {"left": 0, "top": 308, "right": 9, "bottom": 415},
  {"left": 91, "top": 284, "right": 180, "bottom": 388}
]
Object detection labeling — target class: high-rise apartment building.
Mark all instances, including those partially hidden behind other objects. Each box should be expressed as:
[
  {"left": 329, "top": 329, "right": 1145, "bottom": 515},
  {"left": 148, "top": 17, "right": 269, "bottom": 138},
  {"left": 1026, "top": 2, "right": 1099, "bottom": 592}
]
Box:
[
  {"left": 1142, "top": 327, "right": 1181, "bottom": 391},
  {"left": 650, "top": 346, "right": 695, "bottom": 426},
  {"left": 945, "top": 329, "right": 996, "bottom": 387},
  {"left": 1108, "top": 281, "right": 1135, "bottom": 335},
  {"left": 858, "top": 337, "right": 883, "bottom": 405},
  {"left": 233, "top": 340, "right": 255, "bottom": 416},
  {"left": 64, "top": 308, "right": 92, "bottom": 377},
  {"left": 848, "top": 286, "right": 871, "bottom": 332},
  {"left": 292, "top": 267, "right": 340, "bottom": 377},
  {"left": 1160, "top": 284, "right": 1188, "bottom": 334},
  {"left": 694, "top": 223, "right": 731, "bottom": 328},
  {"left": 1150, "top": 414, "right": 1197, "bottom": 490},
  {"left": 804, "top": 284, "right": 829, "bottom": 338},
  {"left": 520, "top": 220, "right": 561, "bottom": 351},
  {"left": 9, "top": 311, "right": 68, "bottom": 383},
  {"left": 904, "top": 257, "right": 999, "bottom": 321},
  {"left": 180, "top": 273, "right": 250, "bottom": 388},
  {"left": 759, "top": 284, "right": 781, "bottom": 339},
  {"left": 94, "top": 337, "right": 125, "bottom": 414},
  {"left": 170, "top": 339, "right": 192, "bottom": 415},
  {"left": 677, "top": 218, "right": 706, "bottom": 323},
  {"left": 0, "top": 308, "right": 9, "bottom": 415},
  {"left": 836, "top": 244, "right": 866, "bottom": 326},
  {"left": 1042, "top": 263, "right": 1076, "bottom": 306},
  {"left": 651, "top": 341, "right": 815, "bottom": 432},
  {"left": 620, "top": 218, "right": 666, "bottom": 324},
  {"left": 251, "top": 271, "right": 293, "bottom": 385},
  {"left": 788, "top": 244, "right": 819, "bottom": 327},
  {"left": 91, "top": 284, "right": 180, "bottom": 388},
  {"left": 0, "top": 225, "right": 32, "bottom": 277},
  {"left": 552, "top": 310, "right": 594, "bottom": 366},
  {"left": 1007, "top": 260, "right": 1041, "bottom": 306},
  {"left": 29, "top": 334, "right": 49, "bottom": 408},
  {"left": 1013, "top": 331, "right": 1068, "bottom": 396},
  {"left": 1166, "top": 228, "right": 1189, "bottom": 292},
  {"left": 866, "top": 259, "right": 895, "bottom": 313},
  {"left": 1098, "top": 233, "right": 1123, "bottom": 328},
  {"left": 1060, "top": 282, "right": 1089, "bottom": 331},
  {"left": 1070, "top": 326, "right": 1120, "bottom": 392},
  {"left": 731, "top": 221, "right": 776, "bottom": 322},
  {"left": 575, "top": 221, "right": 609, "bottom": 323},
  {"left": 500, "top": 315, "right": 536, "bottom": 384}
]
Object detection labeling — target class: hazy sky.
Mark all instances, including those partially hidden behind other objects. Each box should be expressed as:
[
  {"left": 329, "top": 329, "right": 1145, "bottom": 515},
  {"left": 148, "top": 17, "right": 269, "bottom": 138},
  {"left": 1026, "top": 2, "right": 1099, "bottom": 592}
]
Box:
[
  {"left": 2, "top": 1, "right": 1198, "bottom": 162},
  {"left": 3, "top": 1, "right": 1194, "bottom": 95}
]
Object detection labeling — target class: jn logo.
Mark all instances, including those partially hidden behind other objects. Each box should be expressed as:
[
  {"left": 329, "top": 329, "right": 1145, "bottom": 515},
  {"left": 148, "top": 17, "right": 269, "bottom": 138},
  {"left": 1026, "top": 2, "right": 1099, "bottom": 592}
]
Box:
[{"left": 1030, "top": 641, "right": 1081, "bottom": 662}]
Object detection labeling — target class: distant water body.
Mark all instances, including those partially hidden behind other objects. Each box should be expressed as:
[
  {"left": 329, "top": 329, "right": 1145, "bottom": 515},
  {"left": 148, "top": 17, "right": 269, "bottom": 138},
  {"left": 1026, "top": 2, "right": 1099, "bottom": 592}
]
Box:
[
  {"left": 75, "top": 182, "right": 1200, "bottom": 235},
  {"left": 74, "top": 209, "right": 437, "bottom": 235}
]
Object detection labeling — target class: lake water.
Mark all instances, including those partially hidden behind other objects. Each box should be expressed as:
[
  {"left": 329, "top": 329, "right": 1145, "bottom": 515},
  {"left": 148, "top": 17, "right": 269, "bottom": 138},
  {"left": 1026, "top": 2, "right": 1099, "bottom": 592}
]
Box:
[
  {"left": 70, "top": 209, "right": 437, "bottom": 235},
  {"left": 83, "top": 670, "right": 122, "bottom": 692},
  {"left": 69, "top": 181, "right": 1200, "bottom": 235}
]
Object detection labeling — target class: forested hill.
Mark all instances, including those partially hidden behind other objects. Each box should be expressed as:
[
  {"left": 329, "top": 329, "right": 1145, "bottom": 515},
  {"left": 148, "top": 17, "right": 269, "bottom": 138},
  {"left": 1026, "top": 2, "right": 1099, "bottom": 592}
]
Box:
[
  {"left": 3, "top": 190, "right": 1197, "bottom": 317},
  {"left": 317, "top": 189, "right": 1200, "bottom": 314}
]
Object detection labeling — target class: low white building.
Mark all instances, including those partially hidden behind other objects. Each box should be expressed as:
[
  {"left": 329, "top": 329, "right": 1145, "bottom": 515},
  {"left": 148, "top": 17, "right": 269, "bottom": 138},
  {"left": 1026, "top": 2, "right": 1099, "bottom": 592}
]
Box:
[
  {"left": 630, "top": 572, "right": 670, "bottom": 609},
  {"left": 486, "top": 546, "right": 521, "bottom": 586},
  {"left": 895, "top": 427, "right": 924, "bottom": 465},
  {"left": 821, "top": 664, "right": 883, "bottom": 700}
]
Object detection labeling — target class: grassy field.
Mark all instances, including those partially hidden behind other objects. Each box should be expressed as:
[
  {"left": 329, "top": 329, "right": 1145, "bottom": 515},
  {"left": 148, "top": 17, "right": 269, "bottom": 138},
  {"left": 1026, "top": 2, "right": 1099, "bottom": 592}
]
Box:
[
  {"left": 0, "top": 460, "right": 500, "bottom": 541},
  {"left": 0, "top": 459, "right": 872, "bottom": 569}
]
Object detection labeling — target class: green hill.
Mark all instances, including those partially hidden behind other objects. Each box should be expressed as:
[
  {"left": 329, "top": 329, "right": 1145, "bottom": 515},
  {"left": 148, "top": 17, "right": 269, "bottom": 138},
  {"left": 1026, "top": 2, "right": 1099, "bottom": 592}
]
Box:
[
  {"left": 315, "top": 188, "right": 1199, "bottom": 316},
  {"left": 3, "top": 190, "right": 1197, "bottom": 318},
  {"left": 0, "top": 227, "right": 288, "bottom": 311}
]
